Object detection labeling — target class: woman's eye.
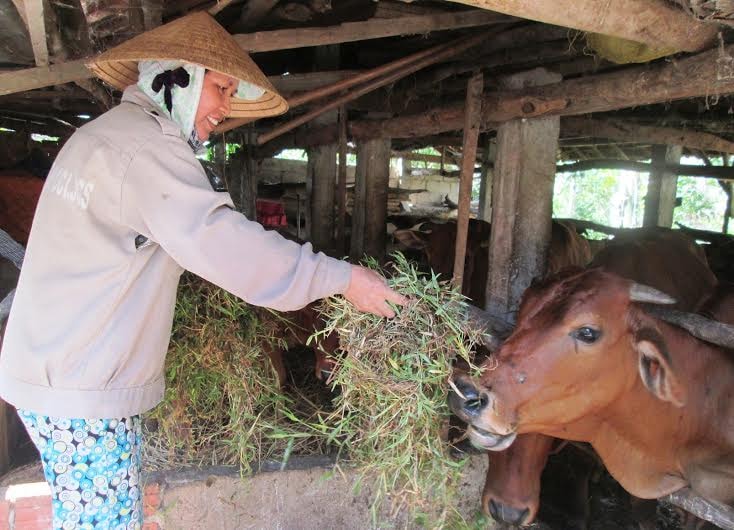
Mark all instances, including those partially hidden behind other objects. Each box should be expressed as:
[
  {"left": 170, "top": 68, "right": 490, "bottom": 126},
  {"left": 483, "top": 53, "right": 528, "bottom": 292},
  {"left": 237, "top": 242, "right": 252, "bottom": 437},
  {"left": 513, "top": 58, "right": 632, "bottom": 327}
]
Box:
[{"left": 571, "top": 326, "right": 601, "bottom": 344}]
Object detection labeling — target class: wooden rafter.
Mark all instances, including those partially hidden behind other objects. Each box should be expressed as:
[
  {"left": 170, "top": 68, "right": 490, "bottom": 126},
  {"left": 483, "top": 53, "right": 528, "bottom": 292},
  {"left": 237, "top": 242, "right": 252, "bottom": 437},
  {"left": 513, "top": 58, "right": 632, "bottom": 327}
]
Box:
[
  {"left": 557, "top": 158, "right": 734, "bottom": 180},
  {"left": 0, "top": 9, "right": 509, "bottom": 97},
  {"left": 9, "top": 0, "right": 27, "bottom": 27},
  {"left": 23, "top": 0, "right": 49, "bottom": 66},
  {"left": 232, "top": 9, "right": 511, "bottom": 52},
  {"left": 562, "top": 117, "right": 734, "bottom": 155},
  {"left": 313, "top": 42, "right": 734, "bottom": 144},
  {"left": 447, "top": 0, "right": 717, "bottom": 53}
]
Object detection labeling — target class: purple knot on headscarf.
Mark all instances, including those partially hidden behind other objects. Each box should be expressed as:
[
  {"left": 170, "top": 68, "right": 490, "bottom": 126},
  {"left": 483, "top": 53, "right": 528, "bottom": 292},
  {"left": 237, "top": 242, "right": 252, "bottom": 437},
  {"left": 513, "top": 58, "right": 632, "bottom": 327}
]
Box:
[{"left": 151, "top": 67, "right": 190, "bottom": 113}]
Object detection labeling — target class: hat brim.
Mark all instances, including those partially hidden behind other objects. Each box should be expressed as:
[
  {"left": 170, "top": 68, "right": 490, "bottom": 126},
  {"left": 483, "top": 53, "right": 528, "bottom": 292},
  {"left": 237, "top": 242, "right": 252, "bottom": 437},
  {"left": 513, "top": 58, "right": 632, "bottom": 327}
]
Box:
[
  {"left": 86, "top": 12, "right": 289, "bottom": 119},
  {"left": 88, "top": 59, "right": 288, "bottom": 119}
]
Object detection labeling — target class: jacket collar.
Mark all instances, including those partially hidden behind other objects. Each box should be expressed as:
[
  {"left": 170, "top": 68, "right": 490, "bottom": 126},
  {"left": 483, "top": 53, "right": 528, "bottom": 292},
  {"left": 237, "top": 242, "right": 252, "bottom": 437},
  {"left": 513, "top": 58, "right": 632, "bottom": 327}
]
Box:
[{"left": 121, "top": 85, "right": 185, "bottom": 139}]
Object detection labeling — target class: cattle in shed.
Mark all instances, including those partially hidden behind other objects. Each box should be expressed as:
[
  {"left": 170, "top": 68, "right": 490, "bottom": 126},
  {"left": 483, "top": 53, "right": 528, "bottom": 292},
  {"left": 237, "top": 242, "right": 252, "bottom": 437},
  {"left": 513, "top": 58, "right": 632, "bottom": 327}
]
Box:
[
  {"left": 478, "top": 227, "right": 718, "bottom": 527},
  {"left": 393, "top": 219, "right": 592, "bottom": 308},
  {"left": 261, "top": 302, "right": 339, "bottom": 385},
  {"left": 449, "top": 270, "right": 734, "bottom": 513}
]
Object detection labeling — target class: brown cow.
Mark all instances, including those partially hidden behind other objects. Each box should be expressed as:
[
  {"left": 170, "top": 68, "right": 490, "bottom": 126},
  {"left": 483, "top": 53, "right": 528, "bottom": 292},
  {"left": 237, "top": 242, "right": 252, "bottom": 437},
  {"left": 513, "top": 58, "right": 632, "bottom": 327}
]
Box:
[
  {"left": 393, "top": 219, "right": 591, "bottom": 308},
  {"left": 481, "top": 227, "right": 718, "bottom": 526},
  {"left": 263, "top": 303, "right": 338, "bottom": 385},
  {"left": 449, "top": 270, "right": 734, "bottom": 510}
]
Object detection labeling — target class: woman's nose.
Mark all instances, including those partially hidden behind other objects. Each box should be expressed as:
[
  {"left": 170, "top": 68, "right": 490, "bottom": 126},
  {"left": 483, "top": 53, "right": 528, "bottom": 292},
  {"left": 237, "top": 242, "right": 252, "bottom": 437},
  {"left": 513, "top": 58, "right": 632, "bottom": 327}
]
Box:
[{"left": 220, "top": 95, "right": 231, "bottom": 116}]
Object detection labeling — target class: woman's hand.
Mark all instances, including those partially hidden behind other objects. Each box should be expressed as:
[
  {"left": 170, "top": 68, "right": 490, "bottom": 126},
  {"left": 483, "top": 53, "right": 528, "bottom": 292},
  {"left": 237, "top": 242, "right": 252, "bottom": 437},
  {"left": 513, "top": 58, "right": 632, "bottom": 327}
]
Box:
[{"left": 343, "top": 265, "right": 407, "bottom": 318}]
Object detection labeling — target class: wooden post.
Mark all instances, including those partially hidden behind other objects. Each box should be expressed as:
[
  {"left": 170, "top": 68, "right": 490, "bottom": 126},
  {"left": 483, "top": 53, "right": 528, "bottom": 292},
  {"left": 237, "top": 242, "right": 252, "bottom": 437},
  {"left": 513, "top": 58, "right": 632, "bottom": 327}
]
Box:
[
  {"left": 486, "top": 68, "right": 561, "bottom": 322},
  {"left": 478, "top": 138, "right": 496, "bottom": 221},
  {"left": 453, "top": 72, "right": 484, "bottom": 290},
  {"left": 644, "top": 144, "right": 681, "bottom": 228},
  {"left": 235, "top": 129, "right": 258, "bottom": 221},
  {"left": 336, "top": 106, "right": 348, "bottom": 254},
  {"left": 307, "top": 45, "right": 339, "bottom": 251},
  {"left": 350, "top": 138, "right": 391, "bottom": 261},
  {"left": 307, "top": 143, "right": 337, "bottom": 249}
]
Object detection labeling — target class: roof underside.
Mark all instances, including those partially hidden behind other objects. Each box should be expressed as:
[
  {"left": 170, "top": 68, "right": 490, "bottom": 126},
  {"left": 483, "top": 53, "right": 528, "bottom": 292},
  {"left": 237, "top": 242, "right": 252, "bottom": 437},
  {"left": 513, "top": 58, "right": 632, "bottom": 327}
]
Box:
[{"left": 1, "top": 0, "right": 734, "bottom": 163}]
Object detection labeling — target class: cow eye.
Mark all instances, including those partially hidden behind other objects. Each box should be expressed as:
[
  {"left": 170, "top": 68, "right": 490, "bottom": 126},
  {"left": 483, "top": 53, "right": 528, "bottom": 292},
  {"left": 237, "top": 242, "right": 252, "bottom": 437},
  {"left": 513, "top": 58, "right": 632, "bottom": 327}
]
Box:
[{"left": 571, "top": 326, "right": 601, "bottom": 344}]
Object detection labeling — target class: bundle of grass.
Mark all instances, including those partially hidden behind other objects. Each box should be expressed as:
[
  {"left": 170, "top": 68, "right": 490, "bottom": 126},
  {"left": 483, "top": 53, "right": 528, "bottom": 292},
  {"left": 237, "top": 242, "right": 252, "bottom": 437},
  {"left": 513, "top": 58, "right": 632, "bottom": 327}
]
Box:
[
  {"left": 142, "top": 272, "right": 328, "bottom": 473},
  {"left": 314, "top": 253, "right": 484, "bottom": 528}
]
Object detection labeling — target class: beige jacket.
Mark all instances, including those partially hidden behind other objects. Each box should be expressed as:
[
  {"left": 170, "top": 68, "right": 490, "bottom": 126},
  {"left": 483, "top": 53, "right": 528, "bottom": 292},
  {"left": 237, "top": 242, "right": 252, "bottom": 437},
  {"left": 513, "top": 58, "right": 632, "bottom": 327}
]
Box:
[{"left": 0, "top": 86, "right": 351, "bottom": 418}]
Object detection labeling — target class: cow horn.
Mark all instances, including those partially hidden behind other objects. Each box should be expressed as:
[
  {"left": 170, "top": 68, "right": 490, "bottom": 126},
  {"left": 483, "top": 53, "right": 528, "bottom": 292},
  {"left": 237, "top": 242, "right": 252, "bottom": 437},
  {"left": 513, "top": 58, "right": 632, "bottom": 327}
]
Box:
[
  {"left": 629, "top": 283, "right": 677, "bottom": 305},
  {"left": 642, "top": 305, "right": 734, "bottom": 349}
]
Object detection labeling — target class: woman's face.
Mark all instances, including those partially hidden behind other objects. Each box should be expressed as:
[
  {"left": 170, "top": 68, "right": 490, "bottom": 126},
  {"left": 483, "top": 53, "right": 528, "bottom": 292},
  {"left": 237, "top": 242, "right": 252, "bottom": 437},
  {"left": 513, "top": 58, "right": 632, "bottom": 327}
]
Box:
[{"left": 194, "top": 70, "right": 237, "bottom": 140}]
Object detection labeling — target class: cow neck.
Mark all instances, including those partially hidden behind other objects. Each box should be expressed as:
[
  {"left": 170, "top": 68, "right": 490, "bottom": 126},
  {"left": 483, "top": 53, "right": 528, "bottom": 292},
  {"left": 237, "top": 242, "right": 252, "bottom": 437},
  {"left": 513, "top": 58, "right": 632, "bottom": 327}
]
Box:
[{"left": 591, "top": 322, "right": 734, "bottom": 501}]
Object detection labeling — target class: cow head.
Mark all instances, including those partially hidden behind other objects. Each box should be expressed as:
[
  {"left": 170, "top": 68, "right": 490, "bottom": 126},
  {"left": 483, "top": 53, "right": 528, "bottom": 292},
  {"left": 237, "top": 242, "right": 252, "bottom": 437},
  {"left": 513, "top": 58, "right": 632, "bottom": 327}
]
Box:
[
  {"left": 449, "top": 269, "right": 685, "bottom": 451},
  {"left": 481, "top": 433, "right": 554, "bottom": 525}
]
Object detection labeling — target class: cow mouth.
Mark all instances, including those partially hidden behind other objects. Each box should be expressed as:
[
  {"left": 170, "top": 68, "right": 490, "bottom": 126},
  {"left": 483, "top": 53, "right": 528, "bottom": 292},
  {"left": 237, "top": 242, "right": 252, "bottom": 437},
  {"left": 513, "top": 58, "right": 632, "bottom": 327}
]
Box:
[{"left": 468, "top": 425, "right": 517, "bottom": 451}]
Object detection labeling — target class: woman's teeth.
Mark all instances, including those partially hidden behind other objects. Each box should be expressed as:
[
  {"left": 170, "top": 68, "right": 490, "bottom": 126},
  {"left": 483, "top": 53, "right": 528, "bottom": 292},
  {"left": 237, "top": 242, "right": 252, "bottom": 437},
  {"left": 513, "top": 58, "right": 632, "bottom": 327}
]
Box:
[{"left": 207, "top": 116, "right": 219, "bottom": 126}]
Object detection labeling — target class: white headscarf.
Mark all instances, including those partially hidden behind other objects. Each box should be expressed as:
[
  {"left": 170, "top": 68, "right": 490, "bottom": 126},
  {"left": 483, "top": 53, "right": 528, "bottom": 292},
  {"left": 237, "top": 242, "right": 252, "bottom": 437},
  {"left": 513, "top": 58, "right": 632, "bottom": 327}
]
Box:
[
  {"left": 137, "top": 60, "right": 205, "bottom": 140},
  {"left": 137, "top": 60, "right": 267, "bottom": 148}
]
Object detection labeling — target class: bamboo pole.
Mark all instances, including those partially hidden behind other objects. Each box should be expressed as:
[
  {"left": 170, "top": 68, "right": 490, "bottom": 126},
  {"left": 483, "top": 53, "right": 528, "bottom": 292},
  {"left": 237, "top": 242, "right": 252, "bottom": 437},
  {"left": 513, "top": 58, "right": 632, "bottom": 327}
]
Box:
[
  {"left": 453, "top": 71, "right": 484, "bottom": 290},
  {"left": 256, "top": 31, "right": 491, "bottom": 145},
  {"left": 214, "top": 36, "right": 462, "bottom": 134}
]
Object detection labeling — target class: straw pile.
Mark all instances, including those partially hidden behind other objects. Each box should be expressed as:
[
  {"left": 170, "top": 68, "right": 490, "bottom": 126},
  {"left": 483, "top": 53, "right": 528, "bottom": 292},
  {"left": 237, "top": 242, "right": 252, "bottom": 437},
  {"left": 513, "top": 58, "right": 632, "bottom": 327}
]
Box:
[
  {"left": 315, "top": 253, "right": 484, "bottom": 528},
  {"left": 142, "top": 255, "right": 486, "bottom": 528},
  {"left": 142, "top": 272, "right": 329, "bottom": 473}
]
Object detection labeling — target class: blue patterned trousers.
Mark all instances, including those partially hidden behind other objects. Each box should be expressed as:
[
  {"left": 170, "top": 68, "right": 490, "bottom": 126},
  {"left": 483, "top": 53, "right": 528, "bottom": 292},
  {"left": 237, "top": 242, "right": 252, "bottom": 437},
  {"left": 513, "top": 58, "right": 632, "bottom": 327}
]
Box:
[{"left": 17, "top": 409, "right": 143, "bottom": 530}]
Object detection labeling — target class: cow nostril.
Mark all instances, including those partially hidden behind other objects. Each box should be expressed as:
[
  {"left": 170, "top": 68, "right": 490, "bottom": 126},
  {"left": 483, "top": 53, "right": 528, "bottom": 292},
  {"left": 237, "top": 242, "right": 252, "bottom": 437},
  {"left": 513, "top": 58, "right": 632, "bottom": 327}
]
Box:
[
  {"left": 488, "top": 500, "right": 500, "bottom": 520},
  {"left": 464, "top": 394, "right": 488, "bottom": 413},
  {"left": 488, "top": 500, "right": 531, "bottom": 525}
]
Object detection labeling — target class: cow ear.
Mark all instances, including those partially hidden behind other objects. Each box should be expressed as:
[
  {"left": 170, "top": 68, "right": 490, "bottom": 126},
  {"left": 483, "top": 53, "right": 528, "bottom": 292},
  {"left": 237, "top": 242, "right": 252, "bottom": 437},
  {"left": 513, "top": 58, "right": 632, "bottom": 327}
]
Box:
[
  {"left": 393, "top": 229, "right": 428, "bottom": 251},
  {"left": 635, "top": 339, "right": 686, "bottom": 407}
]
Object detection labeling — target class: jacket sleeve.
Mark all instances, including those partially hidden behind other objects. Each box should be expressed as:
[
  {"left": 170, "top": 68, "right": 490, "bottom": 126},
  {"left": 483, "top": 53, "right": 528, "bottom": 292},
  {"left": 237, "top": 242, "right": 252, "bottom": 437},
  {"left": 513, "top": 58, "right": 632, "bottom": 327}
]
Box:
[{"left": 120, "top": 134, "right": 351, "bottom": 311}]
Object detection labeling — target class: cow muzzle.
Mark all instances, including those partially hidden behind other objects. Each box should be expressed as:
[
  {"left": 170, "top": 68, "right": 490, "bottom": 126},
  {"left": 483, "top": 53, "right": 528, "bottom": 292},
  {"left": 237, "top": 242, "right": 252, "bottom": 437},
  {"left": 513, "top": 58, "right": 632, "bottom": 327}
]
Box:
[
  {"left": 448, "top": 375, "right": 517, "bottom": 451},
  {"left": 487, "top": 499, "right": 531, "bottom": 527}
]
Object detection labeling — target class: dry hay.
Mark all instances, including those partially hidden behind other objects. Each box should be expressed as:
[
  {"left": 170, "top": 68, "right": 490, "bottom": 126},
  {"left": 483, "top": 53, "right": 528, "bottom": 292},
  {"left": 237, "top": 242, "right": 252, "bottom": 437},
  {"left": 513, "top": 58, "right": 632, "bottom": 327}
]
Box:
[
  {"left": 142, "top": 255, "right": 486, "bottom": 528},
  {"left": 142, "top": 272, "right": 330, "bottom": 473},
  {"left": 314, "top": 253, "right": 484, "bottom": 528}
]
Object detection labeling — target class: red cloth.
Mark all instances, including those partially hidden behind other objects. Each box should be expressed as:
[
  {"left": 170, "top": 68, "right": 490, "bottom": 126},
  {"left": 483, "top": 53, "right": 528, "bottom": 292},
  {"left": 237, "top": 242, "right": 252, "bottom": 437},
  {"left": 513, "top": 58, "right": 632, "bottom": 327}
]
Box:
[
  {"left": 256, "top": 199, "right": 287, "bottom": 227},
  {"left": 0, "top": 172, "right": 44, "bottom": 245}
]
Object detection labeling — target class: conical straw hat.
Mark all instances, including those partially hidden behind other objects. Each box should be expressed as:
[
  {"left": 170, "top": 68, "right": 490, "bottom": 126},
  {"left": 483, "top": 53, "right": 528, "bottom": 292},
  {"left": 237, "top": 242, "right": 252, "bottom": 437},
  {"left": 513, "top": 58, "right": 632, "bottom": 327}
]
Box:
[{"left": 87, "top": 12, "right": 288, "bottom": 119}]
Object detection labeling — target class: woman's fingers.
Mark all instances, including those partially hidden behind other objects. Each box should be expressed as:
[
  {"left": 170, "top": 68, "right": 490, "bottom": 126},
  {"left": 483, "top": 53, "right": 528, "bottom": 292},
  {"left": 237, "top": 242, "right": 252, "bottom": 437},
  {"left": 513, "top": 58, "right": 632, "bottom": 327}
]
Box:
[{"left": 343, "top": 265, "right": 406, "bottom": 318}]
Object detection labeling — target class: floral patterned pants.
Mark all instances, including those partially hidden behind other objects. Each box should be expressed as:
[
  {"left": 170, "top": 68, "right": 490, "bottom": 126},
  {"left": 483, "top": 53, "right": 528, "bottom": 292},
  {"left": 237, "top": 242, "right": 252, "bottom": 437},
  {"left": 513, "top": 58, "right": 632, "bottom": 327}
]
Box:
[{"left": 17, "top": 409, "right": 143, "bottom": 530}]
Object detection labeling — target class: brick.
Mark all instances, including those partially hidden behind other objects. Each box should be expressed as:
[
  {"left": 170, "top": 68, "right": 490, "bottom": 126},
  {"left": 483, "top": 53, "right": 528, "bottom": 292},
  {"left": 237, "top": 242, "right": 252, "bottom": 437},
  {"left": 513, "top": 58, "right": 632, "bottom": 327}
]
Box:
[
  {"left": 143, "top": 483, "right": 162, "bottom": 517},
  {"left": 13, "top": 495, "right": 53, "bottom": 529}
]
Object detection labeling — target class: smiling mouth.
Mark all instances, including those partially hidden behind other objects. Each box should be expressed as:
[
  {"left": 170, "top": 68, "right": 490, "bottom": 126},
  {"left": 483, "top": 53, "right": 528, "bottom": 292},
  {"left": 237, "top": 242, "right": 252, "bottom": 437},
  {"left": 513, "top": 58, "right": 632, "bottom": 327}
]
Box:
[
  {"left": 468, "top": 425, "right": 517, "bottom": 451},
  {"left": 207, "top": 116, "right": 220, "bottom": 126}
]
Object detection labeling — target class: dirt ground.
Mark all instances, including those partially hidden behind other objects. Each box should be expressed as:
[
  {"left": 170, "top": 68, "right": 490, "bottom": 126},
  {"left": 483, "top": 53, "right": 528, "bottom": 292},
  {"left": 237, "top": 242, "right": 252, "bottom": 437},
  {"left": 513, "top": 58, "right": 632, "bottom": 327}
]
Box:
[{"left": 0, "top": 452, "right": 711, "bottom": 529}]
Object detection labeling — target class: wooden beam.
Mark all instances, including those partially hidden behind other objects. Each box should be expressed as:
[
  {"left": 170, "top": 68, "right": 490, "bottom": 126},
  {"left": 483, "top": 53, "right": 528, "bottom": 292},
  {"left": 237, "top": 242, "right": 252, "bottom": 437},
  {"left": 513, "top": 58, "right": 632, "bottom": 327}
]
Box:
[
  {"left": 447, "top": 0, "right": 717, "bottom": 53},
  {"left": 330, "top": 43, "right": 734, "bottom": 142},
  {"left": 233, "top": 10, "right": 511, "bottom": 52},
  {"left": 562, "top": 117, "right": 734, "bottom": 155},
  {"left": 0, "top": 9, "right": 506, "bottom": 96},
  {"left": 10, "top": 0, "right": 27, "bottom": 28},
  {"left": 0, "top": 64, "right": 354, "bottom": 99},
  {"left": 0, "top": 59, "right": 90, "bottom": 97},
  {"left": 453, "top": 72, "right": 483, "bottom": 290},
  {"left": 557, "top": 158, "right": 734, "bottom": 180},
  {"left": 235, "top": 0, "right": 279, "bottom": 31},
  {"left": 23, "top": 0, "right": 49, "bottom": 66},
  {"left": 256, "top": 31, "right": 491, "bottom": 144}
]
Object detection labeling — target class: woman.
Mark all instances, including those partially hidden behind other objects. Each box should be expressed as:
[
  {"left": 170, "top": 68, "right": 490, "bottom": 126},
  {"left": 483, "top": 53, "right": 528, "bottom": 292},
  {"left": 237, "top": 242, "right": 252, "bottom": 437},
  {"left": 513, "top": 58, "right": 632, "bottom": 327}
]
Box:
[{"left": 0, "top": 12, "right": 404, "bottom": 529}]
